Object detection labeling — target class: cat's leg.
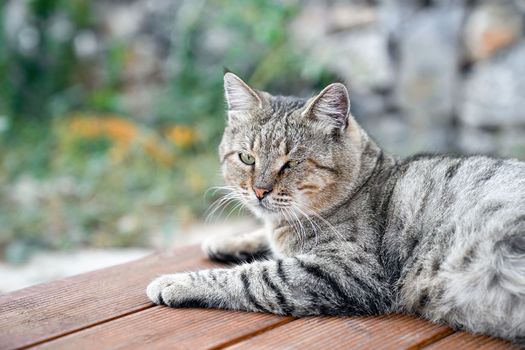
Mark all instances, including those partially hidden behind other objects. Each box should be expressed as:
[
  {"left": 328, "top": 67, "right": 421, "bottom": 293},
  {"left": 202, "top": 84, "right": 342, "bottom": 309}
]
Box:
[
  {"left": 146, "top": 254, "right": 391, "bottom": 316},
  {"left": 201, "top": 228, "right": 271, "bottom": 263}
]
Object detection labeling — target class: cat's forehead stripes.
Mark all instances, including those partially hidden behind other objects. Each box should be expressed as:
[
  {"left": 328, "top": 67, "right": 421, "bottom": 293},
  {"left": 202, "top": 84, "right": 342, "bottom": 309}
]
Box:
[{"left": 252, "top": 114, "right": 299, "bottom": 158}]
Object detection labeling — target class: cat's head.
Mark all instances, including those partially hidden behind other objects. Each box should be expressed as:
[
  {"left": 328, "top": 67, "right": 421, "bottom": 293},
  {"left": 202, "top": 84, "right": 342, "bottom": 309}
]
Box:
[{"left": 219, "top": 72, "right": 364, "bottom": 222}]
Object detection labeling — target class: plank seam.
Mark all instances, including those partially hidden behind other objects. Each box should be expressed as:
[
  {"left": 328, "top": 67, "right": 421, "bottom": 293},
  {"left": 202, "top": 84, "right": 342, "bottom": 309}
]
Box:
[
  {"left": 208, "top": 317, "right": 297, "bottom": 350},
  {"left": 19, "top": 304, "right": 154, "bottom": 350},
  {"left": 409, "top": 328, "right": 456, "bottom": 350},
  {"left": 210, "top": 317, "right": 458, "bottom": 350}
]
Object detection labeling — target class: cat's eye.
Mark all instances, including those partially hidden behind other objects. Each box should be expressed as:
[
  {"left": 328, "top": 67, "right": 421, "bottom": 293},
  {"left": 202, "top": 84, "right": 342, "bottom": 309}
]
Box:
[
  {"left": 287, "top": 160, "right": 299, "bottom": 168},
  {"left": 239, "top": 153, "right": 255, "bottom": 165},
  {"left": 280, "top": 160, "right": 299, "bottom": 173}
]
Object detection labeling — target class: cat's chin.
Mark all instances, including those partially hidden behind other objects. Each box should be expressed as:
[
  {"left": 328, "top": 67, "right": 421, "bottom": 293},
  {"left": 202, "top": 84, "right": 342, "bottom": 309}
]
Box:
[{"left": 248, "top": 203, "right": 283, "bottom": 221}]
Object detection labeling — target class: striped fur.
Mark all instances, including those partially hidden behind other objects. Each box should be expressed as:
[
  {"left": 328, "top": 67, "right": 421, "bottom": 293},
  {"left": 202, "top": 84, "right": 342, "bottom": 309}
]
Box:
[{"left": 147, "top": 73, "right": 525, "bottom": 345}]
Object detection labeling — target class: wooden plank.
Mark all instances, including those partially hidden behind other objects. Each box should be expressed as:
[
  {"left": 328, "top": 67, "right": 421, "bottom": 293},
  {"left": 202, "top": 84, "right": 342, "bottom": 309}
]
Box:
[
  {"left": 0, "top": 245, "right": 217, "bottom": 350},
  {"left": 32, "top": 307, "right": 293, "bottom": 350},
  {"left": 424, "top": 331, "right": 519, "bottom": 349},
  {"left": 225, "top": 314, "right": 454, "bottom": 350},
  {"left": 1, "top": 243, "right": 516, "bottom": 350}
]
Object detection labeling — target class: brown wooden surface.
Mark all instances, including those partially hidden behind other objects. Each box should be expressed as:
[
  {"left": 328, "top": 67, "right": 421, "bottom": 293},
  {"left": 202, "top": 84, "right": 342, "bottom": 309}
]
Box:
[
  {"left": 0, "top": 244, "right": 519, "bottom": 350},
  {"left": 425, "top": 331, "right": 518, "bottom": 349},
  {"left": 33, "top": 308, "right": 292, "bottom": 350},
  {"left": 226, "top": 314, "right": 453, "bottom": 350},
  {"left": 0, "top": 245, "right": 216, "bottom": 349}
]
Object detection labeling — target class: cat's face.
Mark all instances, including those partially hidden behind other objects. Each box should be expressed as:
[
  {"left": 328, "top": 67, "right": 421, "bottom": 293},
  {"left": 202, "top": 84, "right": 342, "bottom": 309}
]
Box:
[{"left": 219, "top": 73, "right": 360, "bottom": 222}]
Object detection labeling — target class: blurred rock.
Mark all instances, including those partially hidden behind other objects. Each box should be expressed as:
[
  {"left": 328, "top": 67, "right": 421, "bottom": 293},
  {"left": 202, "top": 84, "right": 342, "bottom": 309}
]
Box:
[
  {"left": 351, "top": 91, "right": 388, "bottom": 119},
  {"left": 124, "top": 34, "right": 162, "bottom": 82},
  {"left": 461, "top": 42, "right": 525, "bottom": 128},
  {"left": 3, "top": 0, "right": 28, "bottom": 42},
  {"left": 73, "top": 30, "right": 98, "bottom": 58},
  {"left": 464, "top": 1, "right": 524, "bottom": 61},
  {"left": 49, "top": 13, "right": 74, "bottom": 43},
  {"left": 118, "top": 215, "right": 139, "bottom": 234},
  {"left": 327, "top": 3, "right": 378, "bottom": 32},
  {"left": 499, "top": 128, "right": 525, "bottom": 157},
  {"left": 360, "top": 113, "right": 412, "bottom": 156},
  {"left": 98, "top": 1, "right": 145, "bottom": 39},
  {"left": 290, "top": 2, "right": 378, "bottom": 40},
  {"left": 9, "top": 176, "right": 40, "bottom": 208},
  {"left": 289, "top": 3, "right": 328, "bottom": 43},
  {"left": 203, "top": 27, "right": 236, "bottom": 57},
  {"left": 459, "top": 126, "right": 525, "bottom": 158},
  {"left": 332, "top": 28, "right": 394, "bottom": 93},
  {"left": 396, "top": 7, "right": 464, "bottom": 128},
  {"left": 458, "top": 127, "right": 498, "bottom": 155},
  {"left": 378, "top": 0, "right": 419, "bottom": 41},
  {"left": 291, "top": 3, "right": 393, "bottom": 93},
  {"left": 516, "top": 0, "right": 525, "bottom": 12}
]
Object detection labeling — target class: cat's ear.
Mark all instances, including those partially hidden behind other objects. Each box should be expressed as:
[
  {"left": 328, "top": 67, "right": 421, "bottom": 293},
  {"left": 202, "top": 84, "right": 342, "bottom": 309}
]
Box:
[
  {"left": 302, "top": 83, "right": 350, "bottom": 132},
  {"left": 223, "top": 72, "right": 262, "bottom": 111}
]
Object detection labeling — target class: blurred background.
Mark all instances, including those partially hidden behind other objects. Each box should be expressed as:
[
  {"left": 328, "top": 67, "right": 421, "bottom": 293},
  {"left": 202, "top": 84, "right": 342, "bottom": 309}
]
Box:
[{"left": 1, "top": 0, "right": 525, "bottom": 292}]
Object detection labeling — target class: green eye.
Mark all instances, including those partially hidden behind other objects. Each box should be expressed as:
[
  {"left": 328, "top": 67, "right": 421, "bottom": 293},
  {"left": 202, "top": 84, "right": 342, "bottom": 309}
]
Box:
[
  {"left": 287, "top": 160, "right": 299, "bottom": 168},
  {"left": 280, "top": 160, "right": 299, "bottom": 173},
  {"left": 239, "top": 153, "right": 255, "bottom": 165}
]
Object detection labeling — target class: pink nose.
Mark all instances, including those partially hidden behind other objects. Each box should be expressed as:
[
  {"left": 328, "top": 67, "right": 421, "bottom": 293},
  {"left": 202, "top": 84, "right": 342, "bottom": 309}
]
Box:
[{"left": 253, "top": 186, "right": 272, "bottom": 200}]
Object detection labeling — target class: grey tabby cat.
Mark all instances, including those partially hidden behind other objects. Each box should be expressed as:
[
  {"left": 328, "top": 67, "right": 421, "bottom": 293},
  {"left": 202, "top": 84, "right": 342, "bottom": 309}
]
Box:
[{"left": 147, "top": 72, "right": 525, "bottom": 344}]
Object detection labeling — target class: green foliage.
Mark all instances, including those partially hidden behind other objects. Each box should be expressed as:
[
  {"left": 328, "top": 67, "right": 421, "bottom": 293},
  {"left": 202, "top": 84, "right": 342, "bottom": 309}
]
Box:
[
  {"left": 1, "top": 0, "right": 91, "bottom": 121},
  {"left": 0, "top": 0, "right": 335, "bottom": 263}
]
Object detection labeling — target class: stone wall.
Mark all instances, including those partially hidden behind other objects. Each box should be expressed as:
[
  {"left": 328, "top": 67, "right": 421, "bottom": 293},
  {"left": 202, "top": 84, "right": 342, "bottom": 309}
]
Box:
[{"left": 291, "top": 0, "right": 525, "bottom": 158}]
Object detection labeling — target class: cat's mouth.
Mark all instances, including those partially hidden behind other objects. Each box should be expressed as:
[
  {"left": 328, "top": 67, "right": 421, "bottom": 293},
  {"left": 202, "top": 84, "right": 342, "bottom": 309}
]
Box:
[
  {"left": 257, "top": 200, "right": 275, "bottom": 212},
  {"left": 256, "top": 200, "right": 291, "bottom": 218},
  {"left": 249, "top": 199, "right": 281, "bottom": 216}
]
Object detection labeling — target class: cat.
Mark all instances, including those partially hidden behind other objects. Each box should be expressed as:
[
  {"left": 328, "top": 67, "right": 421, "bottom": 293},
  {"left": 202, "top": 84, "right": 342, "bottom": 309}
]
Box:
[{"left": 147, "top": 72, "right": 525, "bottom": 345}]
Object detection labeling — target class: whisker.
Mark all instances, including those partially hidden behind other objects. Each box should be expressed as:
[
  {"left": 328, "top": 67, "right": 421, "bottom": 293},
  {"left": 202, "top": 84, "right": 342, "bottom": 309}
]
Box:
[
  {"left": 291, "top": 203, "right": 321, "bottom": 248},
  {"left": 204, "top": 185, "right": 237, "bottom": 199},
  {"left": 205, "top": 191, "right": 242, "bottom": 223},
  {"left": 223, "top": 199, "right": 247, "bottom": 223},
  {"left": 281, "top": 207, "right": 301, "bottom": 247},
  {"left": 288, "top": 206, "right": 307, "bottom": 251},
  {"left": 285, "top": 205, "right": 308, "bottom": 251},
  {"left": 302, "top": 205, "right": 346, "bottom": 243}
]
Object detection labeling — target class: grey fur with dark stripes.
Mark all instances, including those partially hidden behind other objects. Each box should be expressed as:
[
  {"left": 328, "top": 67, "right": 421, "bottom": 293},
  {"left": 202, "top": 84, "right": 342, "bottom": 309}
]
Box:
[{"left": 147, "top": 73, "right": 525, "bottom": 345}]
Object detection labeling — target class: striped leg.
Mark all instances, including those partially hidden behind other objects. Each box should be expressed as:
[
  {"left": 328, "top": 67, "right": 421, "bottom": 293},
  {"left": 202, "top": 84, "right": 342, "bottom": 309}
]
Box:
[
  {"left": 146, "top": 255, "right": 390, "bottom": 316},
  {"left": 201, "top": 228, "right": 271, "bottom": 263}
]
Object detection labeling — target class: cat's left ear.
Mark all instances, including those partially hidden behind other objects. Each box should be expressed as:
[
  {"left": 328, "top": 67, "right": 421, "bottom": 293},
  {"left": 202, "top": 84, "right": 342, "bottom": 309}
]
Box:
[
  {"left": 223, "top": 72, "right": 262, "bottom": 111},
  {"left": 302, "top": 83, "right": 351, "bottom": 133}
]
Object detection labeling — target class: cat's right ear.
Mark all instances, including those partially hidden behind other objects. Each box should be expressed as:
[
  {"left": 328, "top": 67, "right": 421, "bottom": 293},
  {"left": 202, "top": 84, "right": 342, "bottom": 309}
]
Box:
[
  {"left": 223, "top": 72, "right": 262, "bottom": 111},
  {"left": 302, "top": 83, "right": 351, "bottom": 133}
]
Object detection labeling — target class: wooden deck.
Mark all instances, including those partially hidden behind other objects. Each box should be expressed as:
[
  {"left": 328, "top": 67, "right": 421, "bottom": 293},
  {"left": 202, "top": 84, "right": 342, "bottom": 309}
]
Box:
[{"left": 0, "top": 245, "right": 519, "bottom": 350}]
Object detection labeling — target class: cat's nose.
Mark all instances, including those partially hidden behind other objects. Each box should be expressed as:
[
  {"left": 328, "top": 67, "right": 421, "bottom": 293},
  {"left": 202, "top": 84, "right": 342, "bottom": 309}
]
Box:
[{"left": 253, "top": 185, "right": 273, "bottom": 200}]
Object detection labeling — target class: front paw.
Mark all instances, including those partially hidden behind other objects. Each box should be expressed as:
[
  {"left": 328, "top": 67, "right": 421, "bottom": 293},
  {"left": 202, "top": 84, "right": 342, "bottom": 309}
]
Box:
[{"left": 146, "top": 273, "right": 193, "bottom": 306}]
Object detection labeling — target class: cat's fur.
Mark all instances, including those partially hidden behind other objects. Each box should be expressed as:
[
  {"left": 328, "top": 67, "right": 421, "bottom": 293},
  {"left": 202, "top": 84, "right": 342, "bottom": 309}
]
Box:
[{"left": 147, "top": 73, "right": 525, "bottom": 345}]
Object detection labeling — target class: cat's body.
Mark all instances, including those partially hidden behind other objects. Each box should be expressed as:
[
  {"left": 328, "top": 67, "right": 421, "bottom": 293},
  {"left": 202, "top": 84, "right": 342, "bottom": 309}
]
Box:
[{"left": 147, "top": 73, "right": 525, "bottom": 344}]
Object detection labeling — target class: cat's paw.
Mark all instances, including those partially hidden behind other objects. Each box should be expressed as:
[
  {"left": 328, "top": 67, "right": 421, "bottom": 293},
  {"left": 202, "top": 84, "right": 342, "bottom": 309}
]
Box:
[{"left": 146, "top": 273, "right": 193, "bottom": 306}]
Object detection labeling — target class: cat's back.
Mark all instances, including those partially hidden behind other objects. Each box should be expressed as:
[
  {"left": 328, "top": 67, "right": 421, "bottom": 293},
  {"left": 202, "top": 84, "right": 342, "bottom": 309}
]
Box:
[
  {"left": 382, "top": 154, "right": 525, "bottom": 341},
  {"left": 393, "top": 154, "right": 525, "bottom": 222},
  {"left": 384, "top": 153, "right": 525, "bottom": 264}
]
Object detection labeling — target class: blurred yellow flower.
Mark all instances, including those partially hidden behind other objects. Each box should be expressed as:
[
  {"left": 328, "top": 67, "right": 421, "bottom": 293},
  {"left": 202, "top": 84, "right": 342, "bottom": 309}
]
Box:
[
  {"left": 143, "top": 136, "right": 176, "bottom": 167},
  {"left": 165, "top": 125, "right": 197, "bottom": 148},
  {"left": 68, "top": 114, "right": 138, "bottom": 146},
  {"left": 188, "top": 173, "right": 205, "bottom": 192},
  {"left": 63, "top": 114, "right": 175, "bottom": 167}
]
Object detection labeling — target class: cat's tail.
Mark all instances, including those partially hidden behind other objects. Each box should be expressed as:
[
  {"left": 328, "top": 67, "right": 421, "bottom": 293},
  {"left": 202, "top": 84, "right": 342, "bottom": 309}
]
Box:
[{"left": 492, "top": 232, "right": 525, "bottom": 296}]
